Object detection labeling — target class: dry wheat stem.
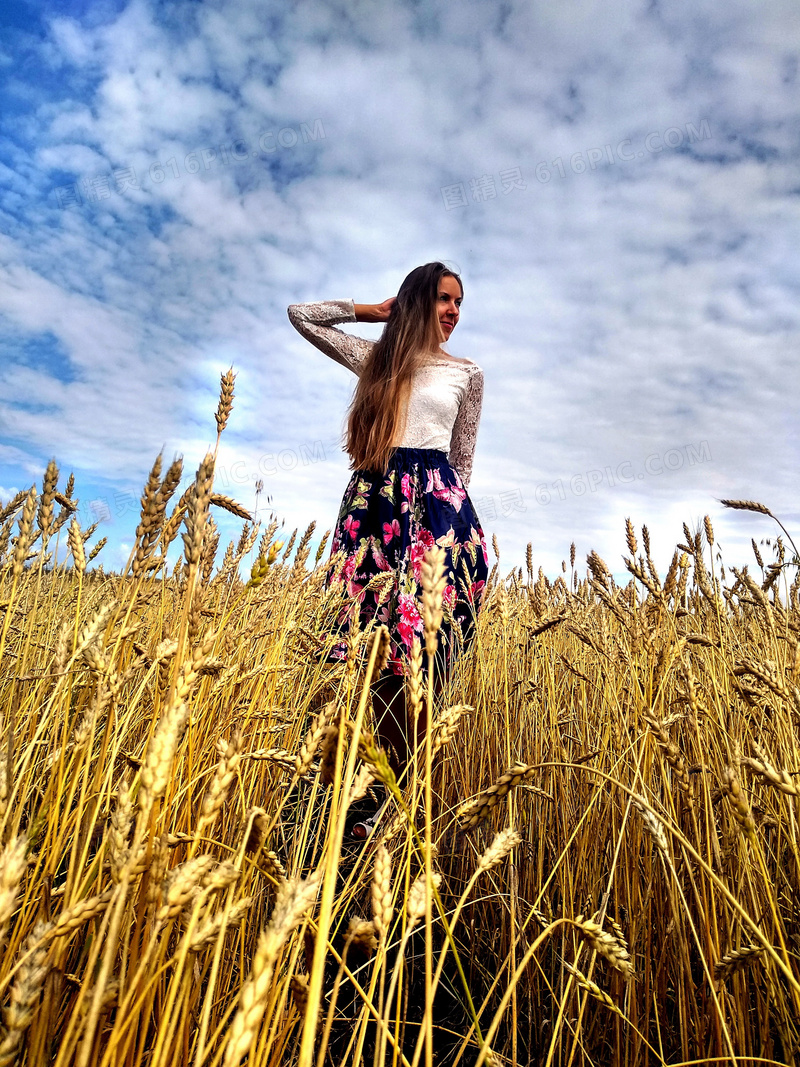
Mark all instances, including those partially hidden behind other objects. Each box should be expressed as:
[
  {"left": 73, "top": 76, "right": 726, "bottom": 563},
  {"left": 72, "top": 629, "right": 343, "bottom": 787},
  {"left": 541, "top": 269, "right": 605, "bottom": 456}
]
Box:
[
  {"left": 185, "top": 897, "right": 253, "bottom": 953},
  {"left": 421, "top": 546, "right": 446, "bottom": 657},
  {"left": 295, "top": 703, "right": 334, "bottom": 781}
]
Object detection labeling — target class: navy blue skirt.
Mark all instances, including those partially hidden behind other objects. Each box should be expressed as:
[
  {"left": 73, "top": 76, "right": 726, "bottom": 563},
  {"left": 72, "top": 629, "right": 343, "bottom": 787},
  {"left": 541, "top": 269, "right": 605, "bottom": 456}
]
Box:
[{"left": 322, "top": 447, "right": 489, "bottom": 680}]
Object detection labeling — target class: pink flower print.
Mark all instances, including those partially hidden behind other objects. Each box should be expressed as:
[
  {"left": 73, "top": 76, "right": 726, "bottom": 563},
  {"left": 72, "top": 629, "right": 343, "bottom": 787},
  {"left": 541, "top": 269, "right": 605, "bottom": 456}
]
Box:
[
  {"left": 468, "top": 579, "right": 485, "bottom": 605},
  {"left": 409, "top": 542, "right": 427, "bottom": 581},
  {"left": 466, "top": 525, "right": 488, "bottom": 566},
  {"left": 443, "top": 584, "right": 457, "bottom": 611},
  {"left": 408, "top": 529, "right": 436, "bottom": 581},
  {"left": 383, "top": 518, "right": 400, "bottom": 544},
  {"left": 398, "top": 619, "right": 413, "bottom": 647},
  {"left": 341, "top": 555, "right": 355, "bottom": 579},
  {"left": 343, "top": 515, "right": 360, "bottom": 541},
  {"left": 397, "top": 592, "right": 423, "bottom": 629}
]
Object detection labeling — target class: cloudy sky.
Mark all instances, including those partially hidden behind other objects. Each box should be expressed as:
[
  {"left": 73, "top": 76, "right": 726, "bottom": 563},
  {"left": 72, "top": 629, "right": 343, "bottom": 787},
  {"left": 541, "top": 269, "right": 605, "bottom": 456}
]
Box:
[{"left": 1, "top": 0, "right": 798, "bottom": 582}]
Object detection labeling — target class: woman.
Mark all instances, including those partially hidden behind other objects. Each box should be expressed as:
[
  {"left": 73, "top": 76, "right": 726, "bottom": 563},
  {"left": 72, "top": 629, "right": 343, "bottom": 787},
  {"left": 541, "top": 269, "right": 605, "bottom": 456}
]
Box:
[{"left": 287, "top": 262, "right": 489, "bottom": 777}]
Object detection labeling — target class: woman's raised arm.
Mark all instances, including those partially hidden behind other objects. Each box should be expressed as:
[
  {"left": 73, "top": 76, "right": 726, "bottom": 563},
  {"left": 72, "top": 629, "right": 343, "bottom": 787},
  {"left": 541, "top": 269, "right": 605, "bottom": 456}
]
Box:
[
  {"left": 353, "top": 297, "right": 395, "bottom": 322},
  {"left": 287, "top": 299, "right": 374, "bottom": 375}
]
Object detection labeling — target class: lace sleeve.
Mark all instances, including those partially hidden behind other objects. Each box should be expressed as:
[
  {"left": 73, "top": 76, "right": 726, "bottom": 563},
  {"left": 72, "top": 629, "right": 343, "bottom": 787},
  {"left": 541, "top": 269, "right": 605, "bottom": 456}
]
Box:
[
  {"left": 448, "top": 365, "right": 484, "bottom": 490},
  {"left": 287, "top": 299, "right": 373, "bottom": 376}
]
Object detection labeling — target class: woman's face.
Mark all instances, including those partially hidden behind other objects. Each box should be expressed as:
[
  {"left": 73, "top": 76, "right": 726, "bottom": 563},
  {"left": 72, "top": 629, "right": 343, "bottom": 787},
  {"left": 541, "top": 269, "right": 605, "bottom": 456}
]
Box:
[{"left": 436, "top": 275, "right": 462, "bottom": 341}]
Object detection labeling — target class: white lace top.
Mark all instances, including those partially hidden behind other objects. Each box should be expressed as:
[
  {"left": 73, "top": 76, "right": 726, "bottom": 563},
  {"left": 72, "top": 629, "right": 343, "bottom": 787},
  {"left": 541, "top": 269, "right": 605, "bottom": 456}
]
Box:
[{"left": 287, "top": 299, "right": 484, "bottom": 489}]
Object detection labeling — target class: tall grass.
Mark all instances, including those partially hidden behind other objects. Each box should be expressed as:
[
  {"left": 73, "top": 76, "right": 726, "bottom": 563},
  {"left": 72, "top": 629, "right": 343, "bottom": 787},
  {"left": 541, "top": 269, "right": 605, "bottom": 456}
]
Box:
[{"left": 0, "top": 376, "right": 798, "bottom": 1065}]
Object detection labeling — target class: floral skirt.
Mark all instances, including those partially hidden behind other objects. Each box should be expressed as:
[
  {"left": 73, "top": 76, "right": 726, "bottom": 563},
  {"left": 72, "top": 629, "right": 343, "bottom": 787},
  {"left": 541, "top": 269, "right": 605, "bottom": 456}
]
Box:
[{"left": 322, "top": 447, "right": 489, "bottom": 680}]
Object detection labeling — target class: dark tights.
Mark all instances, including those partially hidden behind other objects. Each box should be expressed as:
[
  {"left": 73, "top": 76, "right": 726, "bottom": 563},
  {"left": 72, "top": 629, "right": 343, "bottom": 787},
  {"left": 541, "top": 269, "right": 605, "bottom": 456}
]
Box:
[{"left": 369, "top": 666, "right": 445, "bottom": 780}]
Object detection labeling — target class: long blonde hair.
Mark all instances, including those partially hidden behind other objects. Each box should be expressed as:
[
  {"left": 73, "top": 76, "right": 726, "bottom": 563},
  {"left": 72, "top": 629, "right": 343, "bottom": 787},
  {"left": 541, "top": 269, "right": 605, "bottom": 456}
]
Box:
[{"left": 344, "top": 262, "right": 463, "bottom": 477}]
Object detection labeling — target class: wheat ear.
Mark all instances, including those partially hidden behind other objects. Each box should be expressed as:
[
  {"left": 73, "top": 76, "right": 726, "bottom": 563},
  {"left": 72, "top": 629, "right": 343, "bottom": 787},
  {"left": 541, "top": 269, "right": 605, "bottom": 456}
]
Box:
[
  {"left": 714, "top": 944, "right": 764, "bottom": 981},
  {"left": 572, "top": 915, "right": 634, "bottom": 979},
  {"left": 0, "top": 837, "right": 28, "bottom": 946},
  {"left": 215, "top": 367, "right": 236, "bottom": 434},
  {"left": 223, "top": 874, "right": 321, "bottom": 1067},
  {"left": 458, "top": 763, "right": 538, "bottom": 830},
  {"left": 0, "top": 920, "right": 52, "bottom": 1067},
  {"left": 371, "top": 845, "right": 393, "bottom": 939}
]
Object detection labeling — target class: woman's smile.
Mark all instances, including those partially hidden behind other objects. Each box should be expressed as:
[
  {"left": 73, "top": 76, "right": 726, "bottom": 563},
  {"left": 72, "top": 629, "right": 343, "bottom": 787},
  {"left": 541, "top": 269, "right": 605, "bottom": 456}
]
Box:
[{"left": 437, "top": 274, "right": 462, "bottom": 341}]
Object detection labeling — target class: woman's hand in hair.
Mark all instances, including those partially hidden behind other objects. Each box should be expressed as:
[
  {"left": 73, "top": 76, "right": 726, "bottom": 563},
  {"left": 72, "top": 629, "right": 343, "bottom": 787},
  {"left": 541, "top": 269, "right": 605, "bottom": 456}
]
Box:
[{"left": 354, "top": 297, "right": 395, "bottom": 323}]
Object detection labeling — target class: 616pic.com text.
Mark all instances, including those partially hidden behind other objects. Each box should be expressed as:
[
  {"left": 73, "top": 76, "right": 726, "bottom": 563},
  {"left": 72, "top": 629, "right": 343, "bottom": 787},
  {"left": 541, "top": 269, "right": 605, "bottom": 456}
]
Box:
[{"left": 535, "top": 441, "right": 712, "bottom": 506}]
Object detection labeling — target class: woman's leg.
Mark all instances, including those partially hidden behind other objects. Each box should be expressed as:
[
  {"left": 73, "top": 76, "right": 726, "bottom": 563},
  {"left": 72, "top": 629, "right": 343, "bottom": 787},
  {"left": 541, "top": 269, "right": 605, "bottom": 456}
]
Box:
[
  {"left": 370, "top": 672, "right": 409, "bottom": 775},
  {"left": 370, "top": 662, "right": 449, "bottom": 780},
  {"left": 371, "top": 669, "right": 434, "bottom": 779}
]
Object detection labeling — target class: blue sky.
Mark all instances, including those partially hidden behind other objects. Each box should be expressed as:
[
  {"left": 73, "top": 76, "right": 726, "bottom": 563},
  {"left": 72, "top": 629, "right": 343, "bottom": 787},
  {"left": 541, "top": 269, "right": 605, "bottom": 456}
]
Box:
[{"left": 1, "top": 0, "right": 799, "bottom": 581}]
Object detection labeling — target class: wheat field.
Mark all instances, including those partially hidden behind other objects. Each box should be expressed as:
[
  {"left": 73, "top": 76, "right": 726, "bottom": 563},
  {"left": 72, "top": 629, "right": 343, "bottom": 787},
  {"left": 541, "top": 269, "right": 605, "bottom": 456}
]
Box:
[{"left": 0, "top": 373, "right": 798, "bottom": 1066}]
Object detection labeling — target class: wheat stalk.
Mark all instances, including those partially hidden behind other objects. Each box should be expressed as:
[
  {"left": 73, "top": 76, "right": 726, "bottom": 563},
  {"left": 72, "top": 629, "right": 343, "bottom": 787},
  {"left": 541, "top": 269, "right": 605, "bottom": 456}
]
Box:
[
  {"left": 36, "top": 459, "right": 58, "bottom": 542},
  {"left": 744, "top": 743, "right": 799, "bottom": 797},
  {"left": 210, "top": 494, "right": 252, "bottom": 521},
  {"left": 182, "top": 454, "right": 215, "bottom": 570},
  {"left": 295, "top": 703, "right": 334, "bottom": 780},
  {"left": 431, "top": 704, "right": 471, "bottom": 755},
  {"left": 720, "top": 499, "right": 772, "bottom": 516},
  {"left": 187, "top": 897, "right": 253, "bottom": 952},
  {"left": 198, "top": 732, "right": 242, "bottom": 833},
  {"left": 421, "top": 547, "right": 446, "bottom": 657}
]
